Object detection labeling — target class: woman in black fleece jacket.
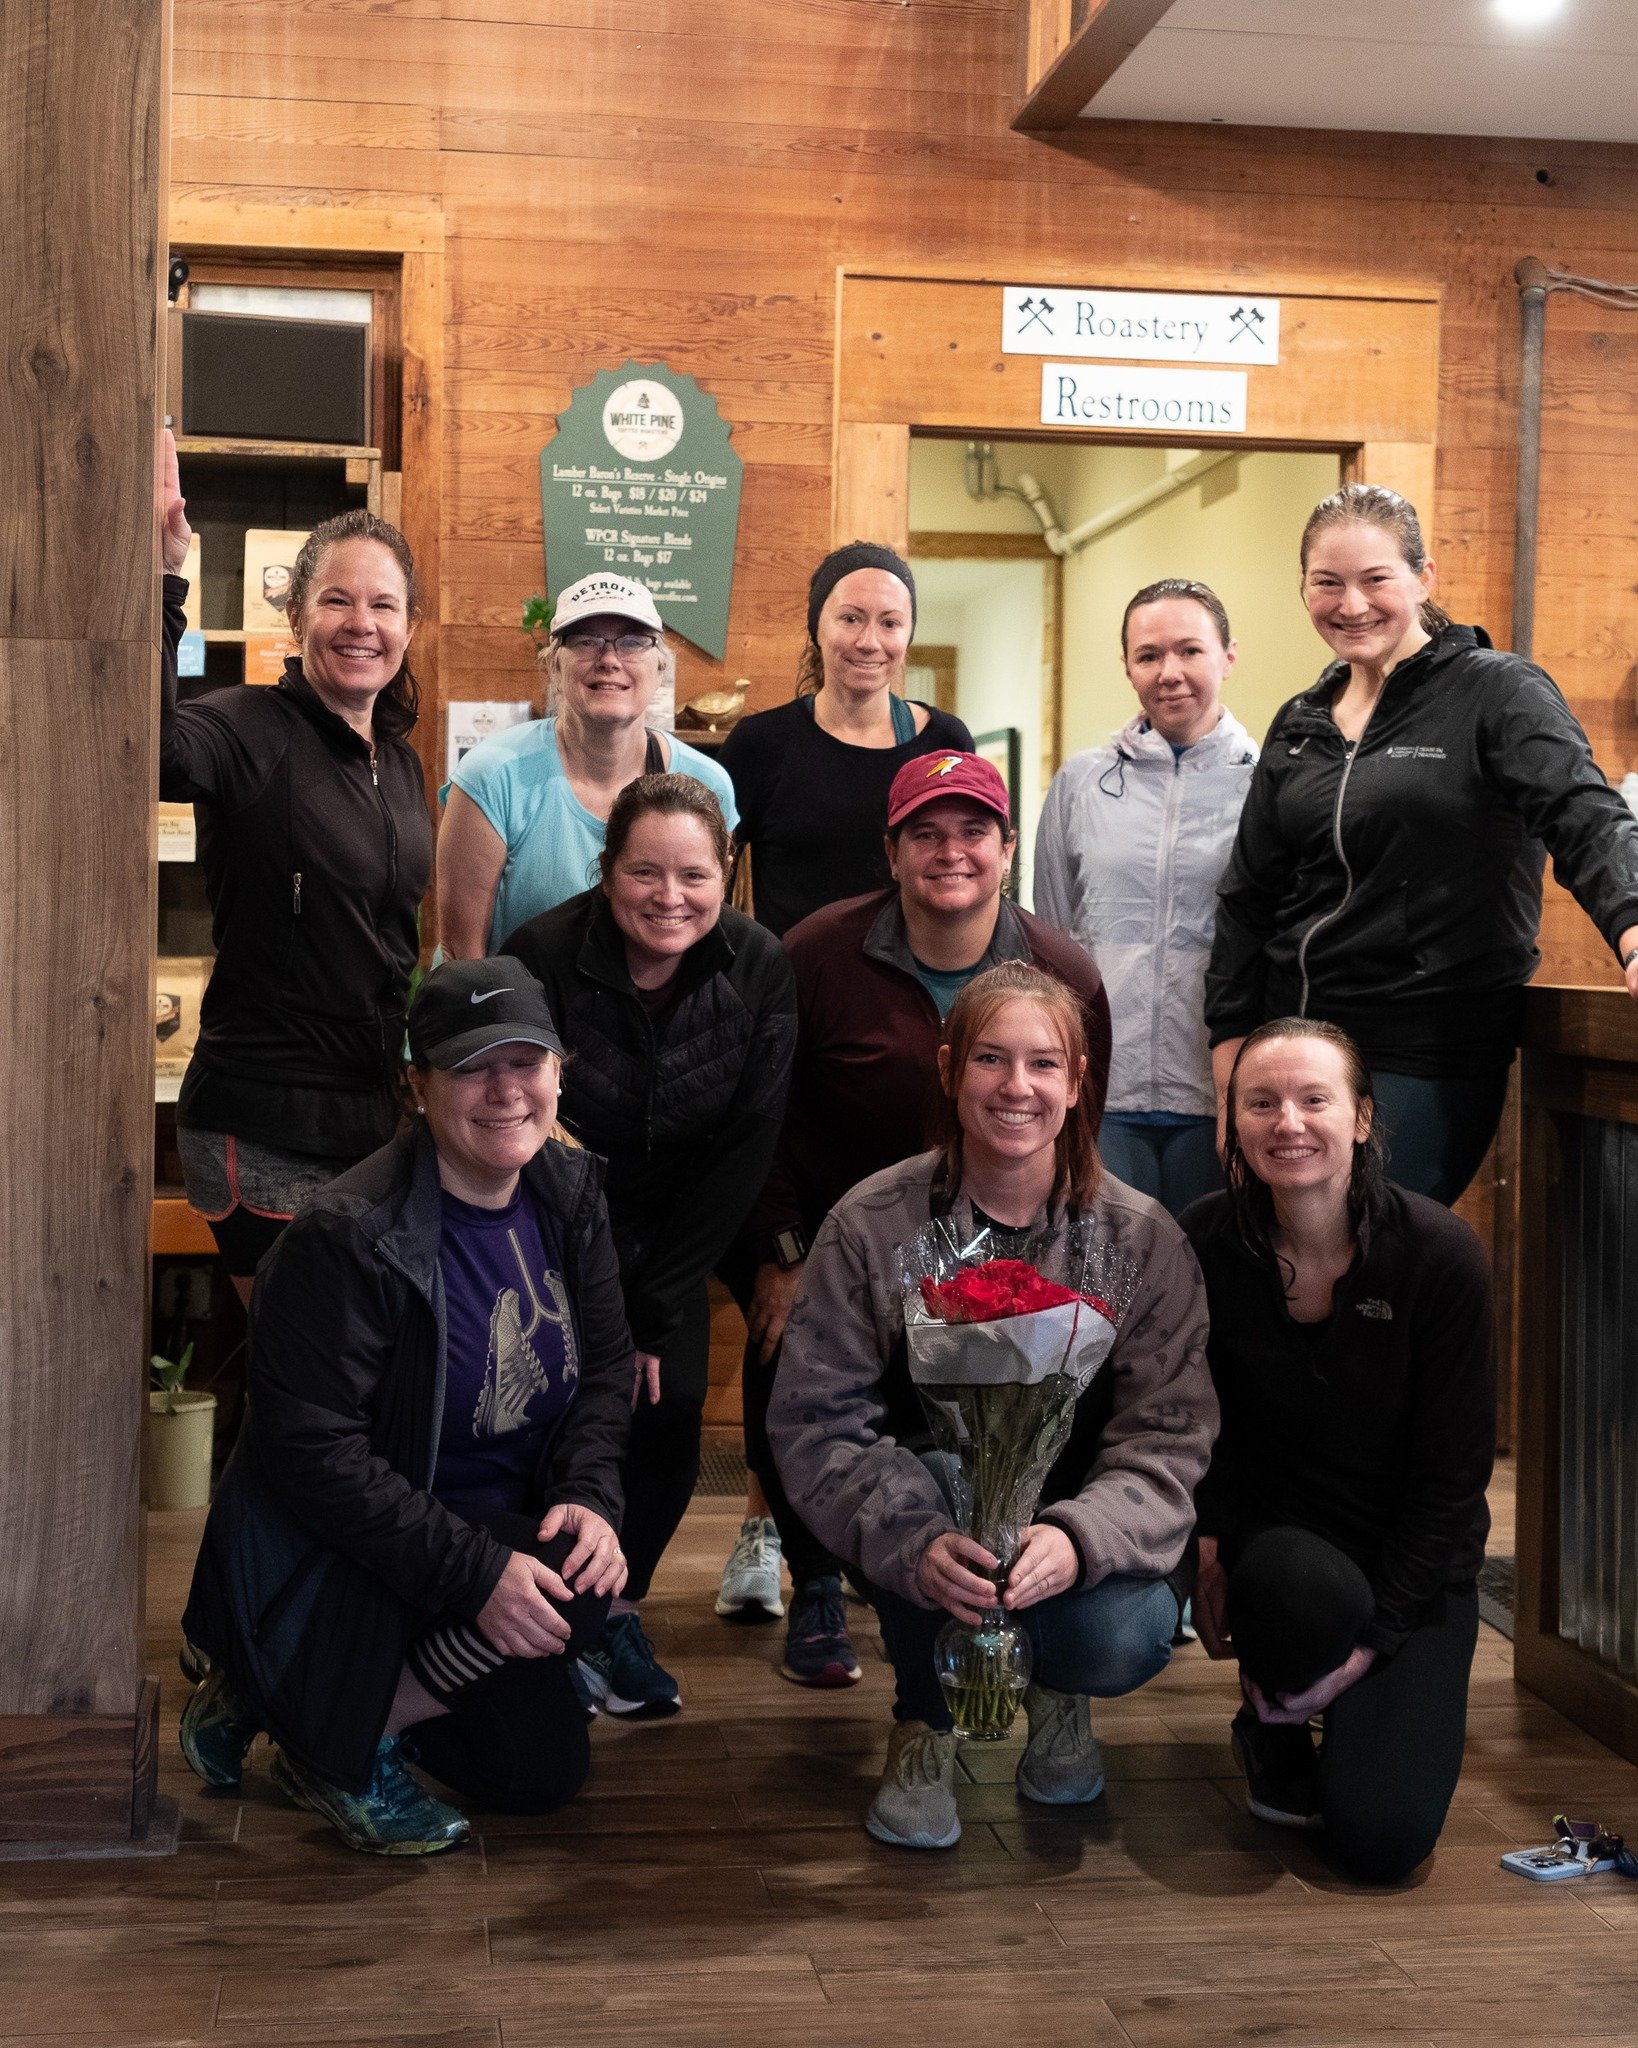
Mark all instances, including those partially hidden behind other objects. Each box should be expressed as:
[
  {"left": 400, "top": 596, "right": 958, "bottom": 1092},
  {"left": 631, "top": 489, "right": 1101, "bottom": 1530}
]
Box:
[
  {"left": 1206, "top": 483, "right": 1638, "bottom": 1203},
  {"left": 1183, "top": 1017, "right": 1494, "bottom": 1885},
  {"left": 502, "top": 774, "right": 796, "bottom": 1716},
  {"left": 159, "top": 433, "right": 432, "bottom": 1293}
]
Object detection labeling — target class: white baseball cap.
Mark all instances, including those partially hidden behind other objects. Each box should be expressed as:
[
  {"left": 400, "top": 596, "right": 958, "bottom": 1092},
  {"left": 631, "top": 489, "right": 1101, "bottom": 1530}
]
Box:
[{"left": 550, "top": 572, "right": 664, "bottom": 638}]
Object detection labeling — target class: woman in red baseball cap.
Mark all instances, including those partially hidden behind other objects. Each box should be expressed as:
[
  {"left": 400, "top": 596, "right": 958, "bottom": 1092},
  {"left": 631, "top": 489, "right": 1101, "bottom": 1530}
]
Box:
[{"left": 712, "top": 544, "right": 973, "bottom": 1635}]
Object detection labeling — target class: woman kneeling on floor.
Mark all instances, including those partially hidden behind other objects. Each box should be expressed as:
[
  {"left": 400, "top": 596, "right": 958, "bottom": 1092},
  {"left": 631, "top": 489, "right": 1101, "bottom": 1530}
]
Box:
[
  {"left": 769, "top": 962, "right": 1217, "bottom": 1849},
  {"left": 1183, "top": 1018, "right": 1495, "bottom": 1885},
  {"left": 177, "top": 958, "right": 633, "bottom": 1855}
]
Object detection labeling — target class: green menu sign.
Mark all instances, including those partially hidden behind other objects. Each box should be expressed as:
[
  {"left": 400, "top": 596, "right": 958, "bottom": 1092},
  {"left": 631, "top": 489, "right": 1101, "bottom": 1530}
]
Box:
[{"left": 541, "top": 361, "right": 743, "bottom": 660}]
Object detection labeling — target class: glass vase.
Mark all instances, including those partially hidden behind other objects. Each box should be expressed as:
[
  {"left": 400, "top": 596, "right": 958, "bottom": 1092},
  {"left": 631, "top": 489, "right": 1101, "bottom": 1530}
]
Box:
[{"left": 934, "top": 1609, "right": 1033, "bottom": 1740}]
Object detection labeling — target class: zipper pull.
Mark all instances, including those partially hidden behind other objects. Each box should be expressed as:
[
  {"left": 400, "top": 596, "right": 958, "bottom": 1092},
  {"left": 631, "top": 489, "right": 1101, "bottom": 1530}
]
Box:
[
  {"left": 369, "top": 744, "right": 379, "bottom": 787},
  {"left": 292, "top": 871, "right": 303, "bottom": 915}
]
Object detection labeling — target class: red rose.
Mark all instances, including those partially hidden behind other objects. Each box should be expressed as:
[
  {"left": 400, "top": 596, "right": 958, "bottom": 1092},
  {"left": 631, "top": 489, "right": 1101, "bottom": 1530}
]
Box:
[{"left": 919, "top": 1258, "right": 1093, "bottom": 1325}]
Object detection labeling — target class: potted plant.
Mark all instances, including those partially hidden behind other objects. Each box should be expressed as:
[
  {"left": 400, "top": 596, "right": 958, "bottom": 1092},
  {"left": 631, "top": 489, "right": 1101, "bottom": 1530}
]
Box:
[
  {"left": 146, "top": 1341, "right": 216, "bottom": 1510},
  {"left": 521, "top": 593, "right": 554, "bottom": 656}
]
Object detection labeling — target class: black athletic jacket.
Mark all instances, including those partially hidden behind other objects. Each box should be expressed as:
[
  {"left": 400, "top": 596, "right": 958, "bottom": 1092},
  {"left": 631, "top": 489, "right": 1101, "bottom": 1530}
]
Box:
[
  {"left": 1184, "top": 1182, "right": 1494, "bottom": 1657},
  {"left": 1205, "top": 626, "right": 1638, "bottom": 1073},
  {"left": 182, "top": 1128, "right": 633, "bottom": 1790},
  {"left": 161, "top": 574, "right": 432, "bottom": 1151},
  {"left": 501, "top": 891, "right": 797, "bottom": 1354}
]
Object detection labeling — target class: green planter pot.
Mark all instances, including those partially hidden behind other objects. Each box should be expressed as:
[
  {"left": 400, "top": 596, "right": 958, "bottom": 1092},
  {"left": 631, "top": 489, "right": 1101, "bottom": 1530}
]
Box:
[{"left": 146, "top": 1390, "right": 217, "bottom": 1510}]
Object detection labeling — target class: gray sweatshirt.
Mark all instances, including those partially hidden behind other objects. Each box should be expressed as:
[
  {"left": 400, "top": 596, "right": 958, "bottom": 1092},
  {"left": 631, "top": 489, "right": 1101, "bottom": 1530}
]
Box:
[
  {"left": 1034, "top": 710, "right": 1258, "bottom": 1117},
  {"left": 769, "top": 1152, "right": 1218, "bottom": 1607}
]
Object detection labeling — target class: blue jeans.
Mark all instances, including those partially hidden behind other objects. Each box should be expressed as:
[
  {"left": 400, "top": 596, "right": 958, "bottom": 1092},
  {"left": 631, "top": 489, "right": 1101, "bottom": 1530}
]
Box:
[
  {"left": 858, "top": 1457, "right": 1178, "bottom": 1728},
  {"left": 1098, "top": 1111, "right": 1221, "bottom": 1217},
  {"left": 1370, "top": 1063, "right": 1512, "bottom": 1207}
]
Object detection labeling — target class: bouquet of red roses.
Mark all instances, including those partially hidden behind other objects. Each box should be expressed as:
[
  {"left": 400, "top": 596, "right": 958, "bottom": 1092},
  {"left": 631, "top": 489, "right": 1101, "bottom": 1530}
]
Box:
[
  {"left": 919, "top": 1258, "right": 1120, "bottom": 1327},
  {"left": 898, "top": 1216, "right": 1139, "bottom": 1738}
]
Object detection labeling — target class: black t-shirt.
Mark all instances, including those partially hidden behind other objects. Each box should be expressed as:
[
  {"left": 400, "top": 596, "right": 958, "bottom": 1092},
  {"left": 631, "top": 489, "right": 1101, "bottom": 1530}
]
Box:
[{"left": 719, "top": 697, "right": 974, "bottom": 937}]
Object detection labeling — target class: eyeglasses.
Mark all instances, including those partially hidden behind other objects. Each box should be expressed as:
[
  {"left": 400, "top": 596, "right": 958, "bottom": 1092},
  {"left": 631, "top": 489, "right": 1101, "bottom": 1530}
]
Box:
[{"left": 560, "top": 630, "right": 659, "bottom": 657}]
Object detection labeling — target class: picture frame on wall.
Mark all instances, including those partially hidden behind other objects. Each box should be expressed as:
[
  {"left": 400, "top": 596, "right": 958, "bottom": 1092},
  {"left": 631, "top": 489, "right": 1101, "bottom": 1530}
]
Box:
[{"left": 972, "top": 726, "right": 1022, "bottom": 899}]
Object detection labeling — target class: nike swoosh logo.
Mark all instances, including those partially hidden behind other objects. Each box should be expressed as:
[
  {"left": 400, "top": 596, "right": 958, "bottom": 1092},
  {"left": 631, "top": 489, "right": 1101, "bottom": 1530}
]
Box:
[{"left": 470, "top": 989, "right": 507, "bottom": 1004}]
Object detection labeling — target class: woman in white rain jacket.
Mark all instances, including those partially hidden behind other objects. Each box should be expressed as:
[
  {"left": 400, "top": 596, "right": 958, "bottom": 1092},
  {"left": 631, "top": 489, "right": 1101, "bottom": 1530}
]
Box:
[{"left": 1035, "top": 578, "right": 1257, "bottom": 1215}]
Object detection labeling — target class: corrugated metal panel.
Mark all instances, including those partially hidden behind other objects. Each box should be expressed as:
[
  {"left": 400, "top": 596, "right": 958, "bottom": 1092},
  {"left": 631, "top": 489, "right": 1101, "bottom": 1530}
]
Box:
[{"left": 1556, "top": 1113, "right": 1638, "bottom": 1680}]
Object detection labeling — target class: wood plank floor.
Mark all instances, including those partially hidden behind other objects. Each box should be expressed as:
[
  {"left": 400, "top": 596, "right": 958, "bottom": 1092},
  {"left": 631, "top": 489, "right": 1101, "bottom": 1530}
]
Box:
[{"left": 8, "top": 1458, "right": 1638, "bottom": 2048}]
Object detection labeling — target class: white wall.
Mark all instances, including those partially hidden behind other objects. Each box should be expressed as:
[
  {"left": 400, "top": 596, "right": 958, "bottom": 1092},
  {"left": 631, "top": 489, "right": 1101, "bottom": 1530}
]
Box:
[
  {"left": 907, "top": 437, "right": 1341, "bottom": 773},
  {"left": 909, "top": 556, "right": 1047, "bottom": 906},
  {"left": 1056, "top": 444, "right": 1341, "bottom": 759}
]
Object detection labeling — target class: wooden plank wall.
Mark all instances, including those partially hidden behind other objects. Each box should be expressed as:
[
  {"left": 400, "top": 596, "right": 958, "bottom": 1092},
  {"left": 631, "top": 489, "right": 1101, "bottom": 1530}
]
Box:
[
  {"left": 0, "top": 0, "right": 166, "bottom": 1838},
  {"left": 169, "top": 0, "right": 1638, "bottom": 992}
]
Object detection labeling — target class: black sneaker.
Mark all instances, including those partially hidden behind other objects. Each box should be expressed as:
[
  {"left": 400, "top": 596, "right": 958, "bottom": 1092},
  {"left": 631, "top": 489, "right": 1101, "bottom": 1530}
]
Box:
[
  {"left": 1231, "top": 1705, "right": 1322, "bottom": 1830},
  {"left": 578, "top": 1612, "right": 681, "bottom": 1718},
  {"left": 781, "top": 1576, "right": 862, "bottom": 1688}
]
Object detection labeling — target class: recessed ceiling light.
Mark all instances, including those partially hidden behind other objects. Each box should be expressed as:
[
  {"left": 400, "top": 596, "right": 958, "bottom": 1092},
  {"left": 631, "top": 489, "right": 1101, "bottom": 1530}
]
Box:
[{"left": 1493, "top": 0, "right": 1567, "bottom": 26}]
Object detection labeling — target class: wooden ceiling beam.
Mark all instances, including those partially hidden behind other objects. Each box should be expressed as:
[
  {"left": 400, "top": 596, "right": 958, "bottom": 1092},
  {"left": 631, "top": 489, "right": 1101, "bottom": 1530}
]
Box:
[{"left": 1014, "top": 0, "right": 1176, "bottom": 133}]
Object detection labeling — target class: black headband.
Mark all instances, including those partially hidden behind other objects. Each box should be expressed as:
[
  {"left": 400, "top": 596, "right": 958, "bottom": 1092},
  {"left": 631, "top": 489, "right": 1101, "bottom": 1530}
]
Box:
[{"left": 806, "top": 542, "right": 917, "bottom": 643}]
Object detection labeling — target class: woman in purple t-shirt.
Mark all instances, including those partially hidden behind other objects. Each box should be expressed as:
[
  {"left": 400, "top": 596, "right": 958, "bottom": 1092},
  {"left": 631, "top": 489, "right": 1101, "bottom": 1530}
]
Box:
[{"left": 177, "top": 957, "right": 635, "bottom": 1858}]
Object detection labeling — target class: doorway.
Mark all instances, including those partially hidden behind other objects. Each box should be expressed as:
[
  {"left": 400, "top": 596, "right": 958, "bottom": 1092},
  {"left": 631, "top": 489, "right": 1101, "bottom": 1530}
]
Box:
[{"left": 907, "top": 436, "right": 1340, "bottom": 907}]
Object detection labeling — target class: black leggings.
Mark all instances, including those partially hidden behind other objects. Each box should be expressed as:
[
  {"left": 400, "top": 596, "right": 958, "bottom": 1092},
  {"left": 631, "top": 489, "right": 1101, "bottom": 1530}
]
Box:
[
  {"left": 717, "top": 1243, "right": 840, "bottom": 1588},
  {"left": 401, "top": 1515, "right": 610, "bottom": 1816},
  {"left": 1229, "top": 1525, "right": 1479, "bottom": 1885},
  {"left": 619, "top": 1285, "right": 713, "bottom": 1601}
]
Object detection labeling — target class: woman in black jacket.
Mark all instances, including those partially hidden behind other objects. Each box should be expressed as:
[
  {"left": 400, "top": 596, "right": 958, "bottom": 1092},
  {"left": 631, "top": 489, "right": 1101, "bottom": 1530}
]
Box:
[
  {"left": 159, "top": 433, "right": 433, "bottom": 1295},
  {"left": 1205, "top": 483, "right": 1638, "bottom": 1202},
  {"left": 178, "top": 957, "right": 634, "bottom": 1854},
  {"left": 1184, "top": 1016, "right": 1494, "bottom": 1885},
  {"left": 501, "top": 774, "right": 797, "bottom": 1718}
]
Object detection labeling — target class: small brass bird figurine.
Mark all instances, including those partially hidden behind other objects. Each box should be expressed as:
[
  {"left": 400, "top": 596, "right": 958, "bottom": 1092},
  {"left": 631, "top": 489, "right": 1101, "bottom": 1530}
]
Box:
[{"left": 679, "top": 680, "right": 750, "bottom": 733}]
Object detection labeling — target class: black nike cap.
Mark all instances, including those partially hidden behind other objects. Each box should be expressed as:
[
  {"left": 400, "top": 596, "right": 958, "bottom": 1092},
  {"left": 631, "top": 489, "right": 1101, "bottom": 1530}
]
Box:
[{"left": 407, "top": 956, "right": 565, "bottom": 1071}]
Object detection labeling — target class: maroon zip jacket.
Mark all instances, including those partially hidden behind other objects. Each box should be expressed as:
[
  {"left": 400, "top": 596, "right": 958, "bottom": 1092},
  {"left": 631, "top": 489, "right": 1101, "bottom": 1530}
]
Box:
[{"left": 742, "top": 888, "right": 1111, "bottom": 1253}]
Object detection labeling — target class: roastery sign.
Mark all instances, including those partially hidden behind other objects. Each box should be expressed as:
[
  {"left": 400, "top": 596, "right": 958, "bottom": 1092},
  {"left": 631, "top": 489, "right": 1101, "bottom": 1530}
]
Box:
[
  {"left": 1003, "top": 286, "right": 1280, "bottom": 365},
  {"left": 542, "top": 361, "right": 742, "bottom": 659}
]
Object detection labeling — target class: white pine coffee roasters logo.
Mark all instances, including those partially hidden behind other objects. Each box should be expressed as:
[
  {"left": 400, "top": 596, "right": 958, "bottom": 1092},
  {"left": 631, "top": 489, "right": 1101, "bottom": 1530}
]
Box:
[{"left": 602, "top": 381, "right": 684, "bottom": 461}]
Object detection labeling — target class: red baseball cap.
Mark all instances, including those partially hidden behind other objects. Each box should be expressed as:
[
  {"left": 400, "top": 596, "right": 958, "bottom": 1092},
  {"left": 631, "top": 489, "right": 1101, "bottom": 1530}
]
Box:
[{"left": 886, "top": 751, "right": 1012, "bottom": 831}]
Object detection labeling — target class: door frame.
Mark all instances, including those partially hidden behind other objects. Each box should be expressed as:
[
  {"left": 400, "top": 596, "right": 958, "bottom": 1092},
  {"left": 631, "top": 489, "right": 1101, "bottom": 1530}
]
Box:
[{"left": 832, "top": 262, "right": 1443, "bottom": 662}]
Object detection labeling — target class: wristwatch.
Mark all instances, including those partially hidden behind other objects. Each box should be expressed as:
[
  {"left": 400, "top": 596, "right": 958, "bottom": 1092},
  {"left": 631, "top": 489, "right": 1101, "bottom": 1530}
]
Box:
[{"left": 771, "top": 1227, "right": 808, "bottom": 1270}]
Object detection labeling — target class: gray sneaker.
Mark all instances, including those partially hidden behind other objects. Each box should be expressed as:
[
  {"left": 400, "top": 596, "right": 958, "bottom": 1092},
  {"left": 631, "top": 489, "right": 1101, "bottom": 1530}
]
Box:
[
  {"left": 1016, "top": 1683, "right": 1105, "bottom": 1806},
  {"left": 715, "top": 1516, "right": 784, "bottom": 1621},
  {"left": 865, "top": 1719, "right": 960, "bottom": 1849}
]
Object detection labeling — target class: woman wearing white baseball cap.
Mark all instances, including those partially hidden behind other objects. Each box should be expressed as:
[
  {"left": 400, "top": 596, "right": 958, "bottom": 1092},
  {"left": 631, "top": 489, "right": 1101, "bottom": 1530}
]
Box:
[{"left": 437, "top": 573, "right": 737, "bottom": 956}]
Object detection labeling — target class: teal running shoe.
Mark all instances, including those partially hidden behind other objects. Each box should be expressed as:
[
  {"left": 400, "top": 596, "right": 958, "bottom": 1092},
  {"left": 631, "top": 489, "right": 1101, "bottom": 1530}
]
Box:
[
  {"left": 178, "top": 1666, "right": 258, "bottom": 1789},
  {"left": 270, "top": 1737, "right": 471, "bottom": 1856}
]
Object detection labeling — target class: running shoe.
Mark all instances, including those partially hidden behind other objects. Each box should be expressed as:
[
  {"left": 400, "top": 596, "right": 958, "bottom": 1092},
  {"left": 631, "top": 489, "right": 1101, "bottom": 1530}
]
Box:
[
  {"left": 715, "top": 1516, "right": 785, "bottom": 1622},
  {"left": 577, "top": 1611, "right": 681, "bottom": 1717},
  {"left": 781, "top": 1575, "right": 862, "bottom": 1687}
]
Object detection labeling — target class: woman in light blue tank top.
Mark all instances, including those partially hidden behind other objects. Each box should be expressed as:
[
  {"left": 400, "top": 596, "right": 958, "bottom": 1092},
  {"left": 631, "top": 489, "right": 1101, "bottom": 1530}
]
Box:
[{"left": 436, "top": 572, "right": 737, "bottom": 954}]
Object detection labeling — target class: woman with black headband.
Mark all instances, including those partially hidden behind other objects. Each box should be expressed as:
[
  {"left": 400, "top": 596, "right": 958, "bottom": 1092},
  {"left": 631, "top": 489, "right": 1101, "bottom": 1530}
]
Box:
[
  {"left": 713, "top": 542, "right": 971, "bottom": 1646},
  {"left": 719, "top": 542, "right": 973, "bottom": 940}
]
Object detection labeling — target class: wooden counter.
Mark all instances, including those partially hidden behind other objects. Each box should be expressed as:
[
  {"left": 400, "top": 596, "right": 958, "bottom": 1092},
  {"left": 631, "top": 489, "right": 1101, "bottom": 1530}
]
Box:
[{"left": 1515, "top": 984, "right": 1638, "bottom": 1763}]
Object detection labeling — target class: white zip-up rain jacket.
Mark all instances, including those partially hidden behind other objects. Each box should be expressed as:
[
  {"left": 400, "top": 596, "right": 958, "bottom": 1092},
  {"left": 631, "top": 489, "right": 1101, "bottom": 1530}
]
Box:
[{"left": 1035, "top": 710, "right": 1258, "bottom": 1117}]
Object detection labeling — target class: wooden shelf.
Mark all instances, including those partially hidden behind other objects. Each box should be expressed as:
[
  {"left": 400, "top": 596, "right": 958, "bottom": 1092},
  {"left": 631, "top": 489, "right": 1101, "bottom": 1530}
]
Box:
[
  {"left": 175, "top": 437, "right": 380, "bottom": 464},
  {"left": 151, "top": 1198, "right": 215, "bottom": 1257}
]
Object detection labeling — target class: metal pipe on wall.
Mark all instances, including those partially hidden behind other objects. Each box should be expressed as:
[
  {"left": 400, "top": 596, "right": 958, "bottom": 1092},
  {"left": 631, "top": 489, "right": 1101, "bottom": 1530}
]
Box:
[{"left": 1512, "top": 257, "right": 1552, "bottom": 661}]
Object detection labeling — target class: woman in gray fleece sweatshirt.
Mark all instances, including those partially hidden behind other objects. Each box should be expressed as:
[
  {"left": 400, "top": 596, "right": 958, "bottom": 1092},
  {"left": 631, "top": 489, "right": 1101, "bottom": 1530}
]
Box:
[{"left": 769, "top": 962, "right": 1217, "bottom": 1850}]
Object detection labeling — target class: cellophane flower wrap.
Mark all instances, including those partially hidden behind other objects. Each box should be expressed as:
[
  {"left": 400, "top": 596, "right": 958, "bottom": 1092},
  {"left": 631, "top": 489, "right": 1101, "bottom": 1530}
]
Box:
[{"left": 899, "top": 1215, "right": 1139, "bottom": 1739}]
